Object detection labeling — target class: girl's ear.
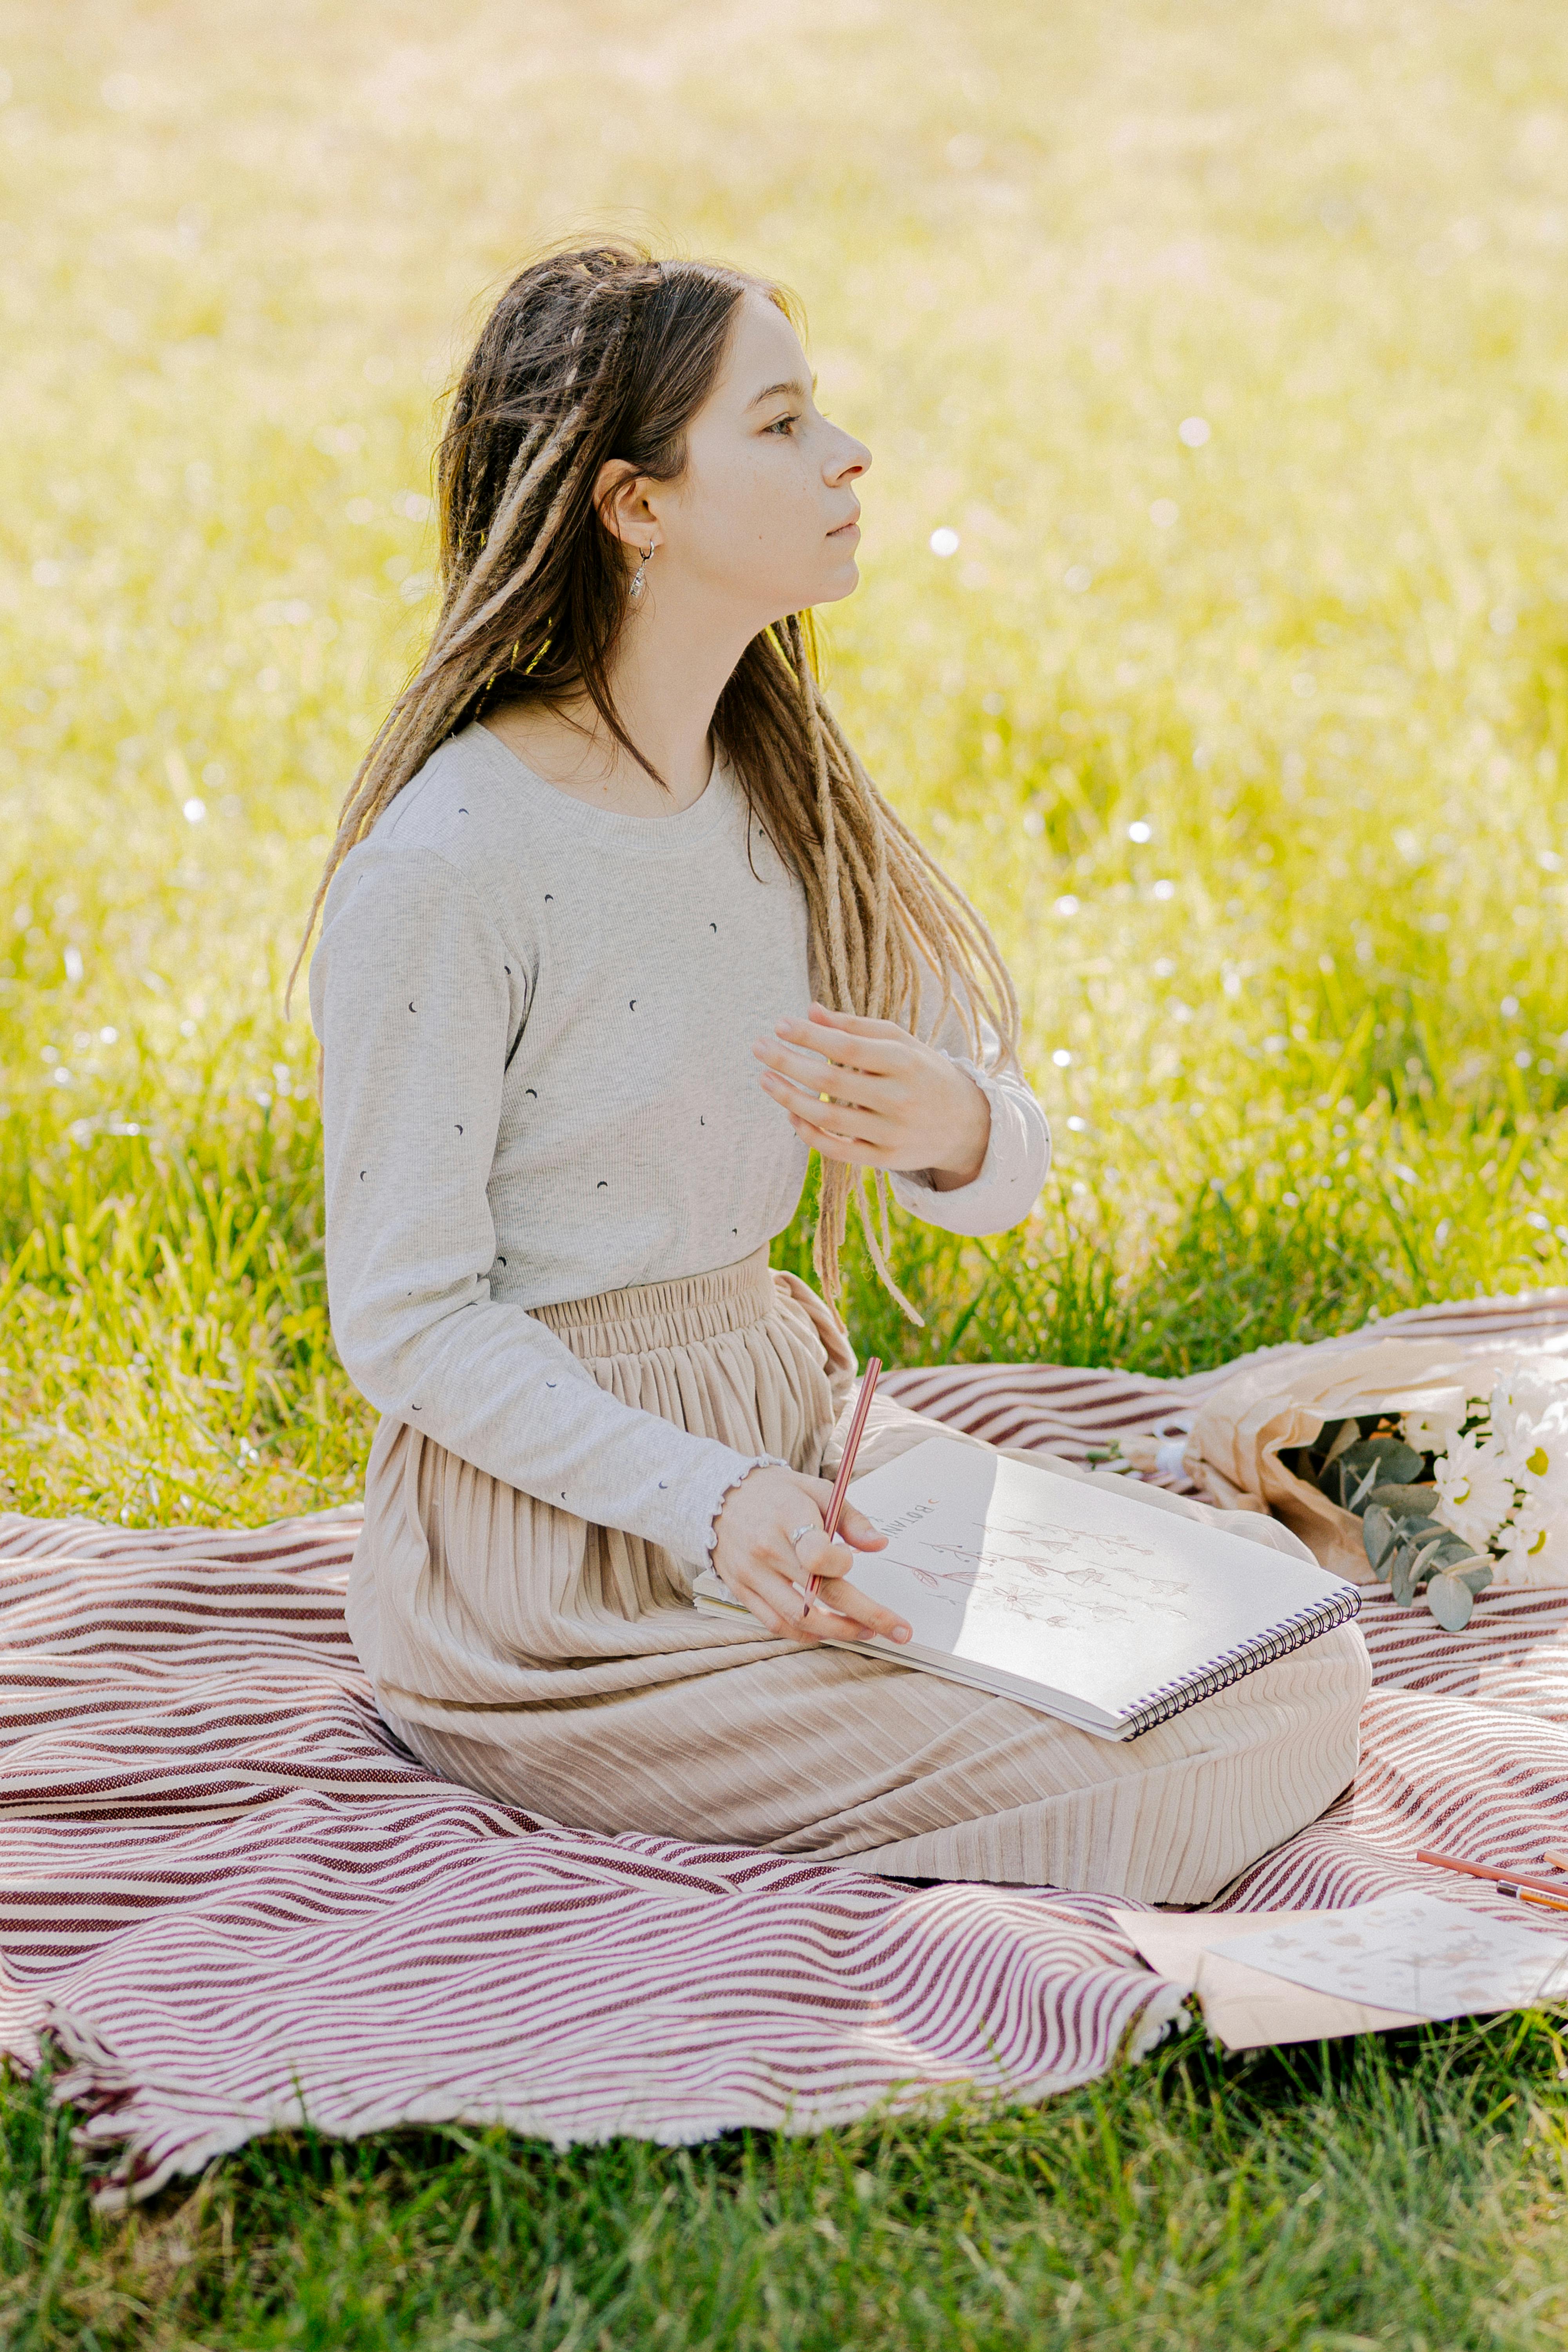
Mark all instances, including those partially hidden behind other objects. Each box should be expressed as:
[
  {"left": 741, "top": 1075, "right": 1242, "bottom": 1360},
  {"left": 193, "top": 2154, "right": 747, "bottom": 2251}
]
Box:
[{"left": 592, "top": 460, "right": 659, "bottom": 551}]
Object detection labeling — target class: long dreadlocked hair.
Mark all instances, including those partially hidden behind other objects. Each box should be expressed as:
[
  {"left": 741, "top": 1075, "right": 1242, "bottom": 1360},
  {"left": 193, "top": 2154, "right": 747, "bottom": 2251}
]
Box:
[{"left": 292, "top": 243, "right": 1021, "bottom": 1316}]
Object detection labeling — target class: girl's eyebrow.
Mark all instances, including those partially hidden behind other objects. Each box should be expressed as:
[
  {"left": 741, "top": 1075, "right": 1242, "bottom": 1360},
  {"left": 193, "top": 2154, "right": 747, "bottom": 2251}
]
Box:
[{"left": 746, "top": 374, "right": 817, "bottom": 409}]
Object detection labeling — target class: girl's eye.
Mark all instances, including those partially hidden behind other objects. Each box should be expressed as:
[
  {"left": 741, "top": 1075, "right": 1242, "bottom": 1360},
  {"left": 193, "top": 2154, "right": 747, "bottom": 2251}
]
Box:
[{"left": 766, "top": 414, "right": 799, "bottom": 436}]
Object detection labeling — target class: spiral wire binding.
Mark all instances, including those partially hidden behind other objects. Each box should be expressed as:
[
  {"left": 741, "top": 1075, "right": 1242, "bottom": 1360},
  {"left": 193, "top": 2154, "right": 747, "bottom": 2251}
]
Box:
[{"left": 1113, "top": 1586, "right": 1363, "bottom": 1740}]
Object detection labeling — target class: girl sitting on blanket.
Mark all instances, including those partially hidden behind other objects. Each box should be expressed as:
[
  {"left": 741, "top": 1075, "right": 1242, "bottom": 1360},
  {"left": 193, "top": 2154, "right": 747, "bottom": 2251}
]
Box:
[{"left": 301, "top": 246, "right": 1370, "bottom": 1901}]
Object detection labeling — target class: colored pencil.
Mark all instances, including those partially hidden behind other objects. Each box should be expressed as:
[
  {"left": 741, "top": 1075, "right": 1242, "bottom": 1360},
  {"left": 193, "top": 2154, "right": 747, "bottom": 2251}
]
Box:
[
  {"left": 1416, "top": 1847, "right": 1568, "bottom": 1911},
  {"left": 808, "top": 1356, "right": 881, "bottom": 1599}
]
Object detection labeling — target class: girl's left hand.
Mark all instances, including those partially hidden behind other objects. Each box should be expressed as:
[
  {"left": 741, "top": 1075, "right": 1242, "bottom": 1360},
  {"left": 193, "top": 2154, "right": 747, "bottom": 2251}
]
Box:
[{"left": 752, "top": 1003, "right": 990, "bottom": 1191}]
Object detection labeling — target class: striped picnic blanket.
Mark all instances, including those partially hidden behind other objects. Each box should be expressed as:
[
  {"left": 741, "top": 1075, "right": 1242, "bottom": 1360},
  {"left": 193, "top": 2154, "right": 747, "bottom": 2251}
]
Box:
[{"left": 5, "top": 1289, "right": 1568, "bottom": 2205}]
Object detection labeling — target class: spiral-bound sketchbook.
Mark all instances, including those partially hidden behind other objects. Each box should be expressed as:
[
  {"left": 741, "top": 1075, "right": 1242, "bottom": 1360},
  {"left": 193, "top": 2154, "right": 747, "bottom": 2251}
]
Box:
[{"left": 692, "top": 1436, "right": 1360, "bottom": 1741}]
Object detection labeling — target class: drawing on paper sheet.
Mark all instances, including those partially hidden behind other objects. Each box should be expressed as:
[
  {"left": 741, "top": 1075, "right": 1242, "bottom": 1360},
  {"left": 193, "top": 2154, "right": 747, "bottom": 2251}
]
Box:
[{"left": 874, "top": 1503, "right": 1192, "bottom": 1631}]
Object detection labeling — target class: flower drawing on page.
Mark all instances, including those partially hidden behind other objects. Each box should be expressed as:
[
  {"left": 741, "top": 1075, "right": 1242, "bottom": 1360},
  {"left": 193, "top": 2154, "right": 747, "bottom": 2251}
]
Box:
[
  {"left": 896, "top": 1562, "right": 949, "bottom": 1596},
  {"left": 886, "top": 1516, "right": 1189, "bottom": 1631},
  {"left": 1209, "top": 1893, "right": 1568, "bottom": 2021},
  {"left": 942, "top": 1515, "right": 1161, "bottom": 1575},
  {"left": 913, "top": 1564, "right": 1135, "bottom": 1629}
]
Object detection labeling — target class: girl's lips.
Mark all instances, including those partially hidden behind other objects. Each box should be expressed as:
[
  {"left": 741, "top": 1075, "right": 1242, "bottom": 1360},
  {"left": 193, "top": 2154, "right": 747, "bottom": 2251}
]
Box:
[{"left": 828, "top": 517, "right": 861, "bottom": 538}]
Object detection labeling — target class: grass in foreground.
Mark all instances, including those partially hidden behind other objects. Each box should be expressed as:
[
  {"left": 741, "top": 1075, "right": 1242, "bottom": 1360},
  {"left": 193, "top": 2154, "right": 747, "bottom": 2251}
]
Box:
[
  {"left": 6, "top": 2022, "right": 1568, "bottom": 2350},
  {"left": 4, "top": 0, "right": 1568, "bottom": 2341}
]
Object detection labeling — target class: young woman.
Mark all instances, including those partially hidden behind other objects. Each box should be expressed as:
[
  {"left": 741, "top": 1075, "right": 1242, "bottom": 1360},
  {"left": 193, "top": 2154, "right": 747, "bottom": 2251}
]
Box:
[{"left": 305, "top": 247, "right": 1369, "bottom": 1902}]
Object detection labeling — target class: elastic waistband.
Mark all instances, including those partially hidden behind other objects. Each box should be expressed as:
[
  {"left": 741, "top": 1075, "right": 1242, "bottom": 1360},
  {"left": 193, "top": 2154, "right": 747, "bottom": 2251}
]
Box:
[{"left": 533, "top": 1245, "right": 779, "bottom": 1360}]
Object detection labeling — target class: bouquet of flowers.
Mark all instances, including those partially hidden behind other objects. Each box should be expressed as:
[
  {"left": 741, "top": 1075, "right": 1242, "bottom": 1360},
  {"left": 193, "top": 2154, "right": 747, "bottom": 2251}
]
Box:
[{"left": 1284, "top": 1361, "right": 1568, "bottom": 1629}]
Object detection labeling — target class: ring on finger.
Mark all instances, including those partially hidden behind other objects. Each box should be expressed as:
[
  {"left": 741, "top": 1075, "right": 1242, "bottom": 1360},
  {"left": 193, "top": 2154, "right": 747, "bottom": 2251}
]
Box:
[{"left": 788, "top": 1523, "right": 817, "bottom": 1549}]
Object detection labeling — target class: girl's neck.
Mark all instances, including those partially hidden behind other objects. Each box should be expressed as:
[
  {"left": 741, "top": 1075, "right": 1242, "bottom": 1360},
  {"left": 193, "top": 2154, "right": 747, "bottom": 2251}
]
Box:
[
  {"left": 483, "top": 701, "right": 715, "bottom": 818},
  {"left": 483, "top": 580, "right": 753, "bottom": 819}
]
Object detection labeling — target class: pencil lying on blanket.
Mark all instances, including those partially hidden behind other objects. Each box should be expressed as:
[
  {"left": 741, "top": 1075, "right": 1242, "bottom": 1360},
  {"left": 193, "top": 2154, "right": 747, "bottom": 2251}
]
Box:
[
  {"left": 807, "top": 1356, "right": 882, "bottom": 1602},
  {"left": 1416, "top": 1847, "right": 1568, "bottom": 1913}
]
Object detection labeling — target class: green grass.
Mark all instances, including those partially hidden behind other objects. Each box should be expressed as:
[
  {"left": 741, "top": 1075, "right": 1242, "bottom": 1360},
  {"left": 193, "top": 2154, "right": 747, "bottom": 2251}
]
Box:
[
  {"left": 8, "top": 2024, "right": 1568, "bottom": 2351},
  {"left": 5, "top": 0, "right": 1568, "bottom": 2337}
]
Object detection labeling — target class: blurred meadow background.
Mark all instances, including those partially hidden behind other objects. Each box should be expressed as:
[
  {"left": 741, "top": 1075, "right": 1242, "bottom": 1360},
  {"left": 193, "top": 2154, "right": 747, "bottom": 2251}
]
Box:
[
  {"left": 5, "top": 0, "right": 1568, "bottom": 1531},
  {"left": 7, "top": 2, "right": 1568, "bottom": 2344}
]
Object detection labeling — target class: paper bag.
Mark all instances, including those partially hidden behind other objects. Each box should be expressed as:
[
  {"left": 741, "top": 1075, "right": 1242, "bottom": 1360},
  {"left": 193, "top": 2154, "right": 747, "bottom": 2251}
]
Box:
[{"left": 1167, "top": 1330, "right": 1568, "bottom": 1586}]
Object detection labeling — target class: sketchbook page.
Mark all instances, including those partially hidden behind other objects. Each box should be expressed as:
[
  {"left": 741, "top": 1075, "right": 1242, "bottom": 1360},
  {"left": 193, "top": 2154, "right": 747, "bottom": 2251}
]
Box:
[
  {"left": 1113, "top": 1910, "right": 1427, "bottom": 2049},
  {"left": 840, "top": 1437, "right": 1356, "bottom": 1731},
  {"left": 690, "top": 1575, "right": 1105, "bottom": 1724},
  {"left": 693, "top": 1601, "right": 1132, "bottom": 1729},
  {"left": 1205, "top": 1894, "right": 1568, "bottom": 2022}
]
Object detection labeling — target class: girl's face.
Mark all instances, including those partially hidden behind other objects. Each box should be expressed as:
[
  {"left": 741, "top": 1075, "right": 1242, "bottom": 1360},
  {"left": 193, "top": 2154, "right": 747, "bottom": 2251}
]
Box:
[{"left": 643, "top": 291, "right": 871, "bottom": 629}]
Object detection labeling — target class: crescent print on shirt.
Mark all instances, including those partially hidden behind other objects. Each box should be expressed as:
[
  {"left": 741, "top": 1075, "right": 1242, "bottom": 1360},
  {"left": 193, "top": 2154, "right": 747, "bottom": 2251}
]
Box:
[{"left": 308, "top": 720, "right": 1049, "bottom": 1564}]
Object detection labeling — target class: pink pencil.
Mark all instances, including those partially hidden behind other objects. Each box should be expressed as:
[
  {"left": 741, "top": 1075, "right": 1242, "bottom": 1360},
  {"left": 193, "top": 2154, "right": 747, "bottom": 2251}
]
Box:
[
  {"left": 1416, "top": 1847, "right": 1568, "bottom": 1910},
  {"left": 808, "top": 1356, "right": 882, "bottom": 1600}
]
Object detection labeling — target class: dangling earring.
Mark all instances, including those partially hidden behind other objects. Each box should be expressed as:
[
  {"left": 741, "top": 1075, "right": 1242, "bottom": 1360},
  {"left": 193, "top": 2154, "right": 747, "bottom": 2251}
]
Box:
[{"left": 628, "top": 543, "right": 654, "bottom": 602}]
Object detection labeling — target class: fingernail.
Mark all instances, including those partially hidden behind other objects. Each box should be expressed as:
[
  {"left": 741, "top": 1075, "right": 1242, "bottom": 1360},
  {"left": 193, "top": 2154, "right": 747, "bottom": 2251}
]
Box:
[{"left": 893, "top": 1626, "right": 911, "bottom": 1642}]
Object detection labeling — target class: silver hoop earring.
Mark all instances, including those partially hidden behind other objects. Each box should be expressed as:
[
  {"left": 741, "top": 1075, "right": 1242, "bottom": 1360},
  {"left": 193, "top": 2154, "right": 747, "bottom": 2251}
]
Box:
[{"left": 628, "top": 543, "right": 654, "bottom": 602}]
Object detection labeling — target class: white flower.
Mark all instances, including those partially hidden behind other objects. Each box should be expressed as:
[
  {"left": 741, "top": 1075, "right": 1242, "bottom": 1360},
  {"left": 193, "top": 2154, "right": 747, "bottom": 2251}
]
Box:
[
  {"left": 1488, "top": 1360, "right": 1567, "bottom": 1434},
  {"left": 1402, "top": 1401, "right": 1468, "bottom": 1458},
  {"left": 1497, "top": 1394, "right": 1568, "bottom": 1496},
  {"left": 1499, "top": 1493, "right": 1566, "bottom": 1571},
  {"left": 1431, "top": 1430, "right": 1518, "bottom": 1552},
  {"left": 1490, "top": 1399, "right": 1568, "bottom": 1583}
]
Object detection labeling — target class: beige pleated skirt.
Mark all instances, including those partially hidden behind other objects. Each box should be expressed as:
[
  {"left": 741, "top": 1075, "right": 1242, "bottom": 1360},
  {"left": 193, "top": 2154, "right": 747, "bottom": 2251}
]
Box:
[{"left": 350, "top": 1248, "right": 1370, "bottom": 1904}]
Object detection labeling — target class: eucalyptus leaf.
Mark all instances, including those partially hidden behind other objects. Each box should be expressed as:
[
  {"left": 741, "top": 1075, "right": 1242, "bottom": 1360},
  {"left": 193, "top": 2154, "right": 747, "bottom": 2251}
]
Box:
[
  {"left": 1410, "top": 1535, "right": 1446, "bottom": 1580},
  {"left": 1425, "top": 1571, "right": 1477, "bottom": 1632},
  {"left": 1376, "top": 1513, "right": 1445, "bottom": 1557},
  {"left": 1456, "top": 1559, "right": 1494, "bottom": 1595},
  {"left": 1319, "top": 1418, "right": 1361, "bottom": 1475},
  {"left": 1362, "top": 1504, "right": 1398, "bottom": 1575},
  {"left": 1332, "top": 1438, "right": 1424, "bottom": 1508},
  {"left": 1345, "top": 1459, "right": 1382, "bottom": 1513},
  {"left": 1386, "top": 1532, "right": 1452, "bottom": 1606},
  {"left": 1364, "top": 1483, "right": 1441, "bottom": 1520},
  {"left": 1294, "top": 1417, "right": 1388, "bottom": 1494},
  {"left": 1376, "top": 1439, "right": 1425, "bottom": 1485},
  {"left": 1388, "top": 1543, "right": 1421, "bottom": 1607},
  {"left": 1335, "top": 1436, "right": 1406, "bottom": 1472}
]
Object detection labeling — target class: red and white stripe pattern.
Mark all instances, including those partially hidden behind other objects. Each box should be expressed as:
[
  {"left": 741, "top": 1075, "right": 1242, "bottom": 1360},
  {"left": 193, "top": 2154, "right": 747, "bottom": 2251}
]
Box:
[
  {"left": 4, "top": 1287, "right": 1568, "bottom": 2204},
  {"left": 878, "top": 1285, "right": 1568, "bottom": 1473}
]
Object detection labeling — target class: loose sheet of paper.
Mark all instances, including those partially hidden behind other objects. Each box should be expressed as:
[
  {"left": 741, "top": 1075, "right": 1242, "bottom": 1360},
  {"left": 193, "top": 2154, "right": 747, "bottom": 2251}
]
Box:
[
  {"left": 1205, "top": 1893, "right": 1568, "bottom": 2022},
  {"left": 1112, "top": 1909, "right": 1428, "bottom": 2050}
]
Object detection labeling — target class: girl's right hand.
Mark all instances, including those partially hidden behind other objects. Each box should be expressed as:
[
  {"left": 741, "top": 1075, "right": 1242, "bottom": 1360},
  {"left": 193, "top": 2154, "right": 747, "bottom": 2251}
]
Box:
[{"left": 710, "top": 1464, "right": 911, "bottom": 1646}]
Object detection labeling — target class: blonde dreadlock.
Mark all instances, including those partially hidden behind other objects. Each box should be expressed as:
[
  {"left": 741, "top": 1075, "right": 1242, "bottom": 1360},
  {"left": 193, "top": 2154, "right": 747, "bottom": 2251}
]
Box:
[{"left": 291, "top": 244, "right": 1021, "bottom": 1318}]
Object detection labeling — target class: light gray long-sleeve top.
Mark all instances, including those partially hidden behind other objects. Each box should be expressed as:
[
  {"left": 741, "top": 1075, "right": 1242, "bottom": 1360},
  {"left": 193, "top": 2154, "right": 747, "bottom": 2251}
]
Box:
[{"left": 309, "top": 722, "right": 1051, "bottom": 1569}]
